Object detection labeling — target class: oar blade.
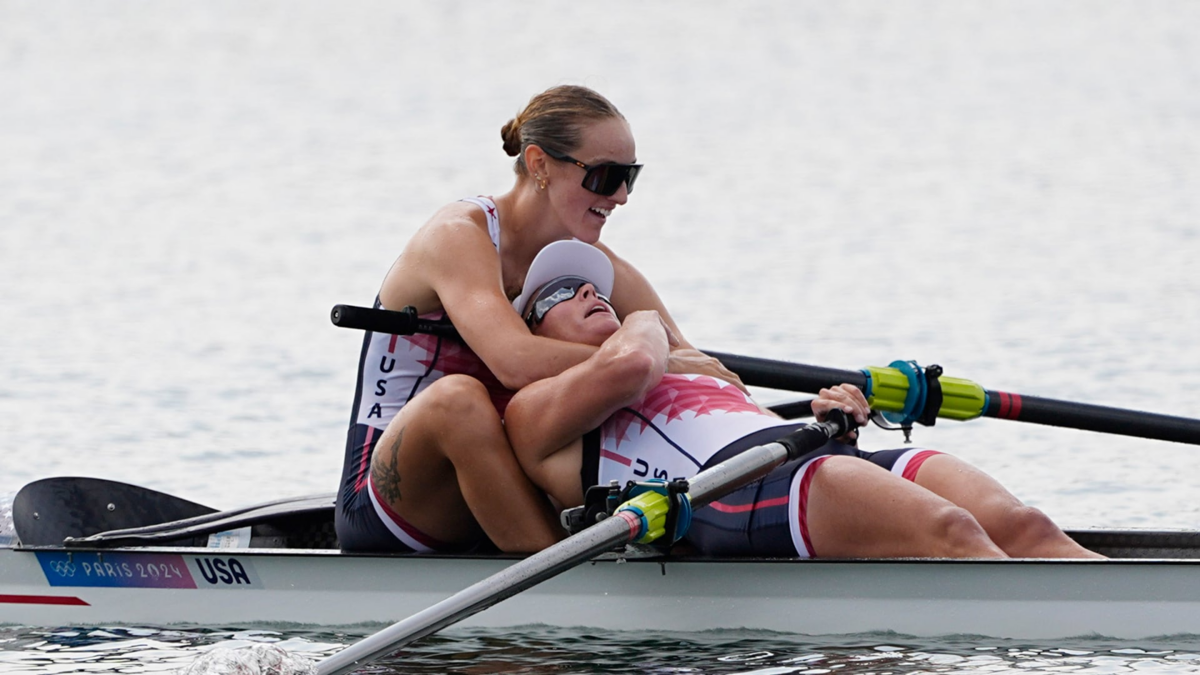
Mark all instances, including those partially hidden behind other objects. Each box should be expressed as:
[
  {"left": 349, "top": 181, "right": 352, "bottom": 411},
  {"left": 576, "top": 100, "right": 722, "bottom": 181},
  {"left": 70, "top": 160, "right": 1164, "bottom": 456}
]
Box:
[{"left": 12, "top": 477, "right": 216, "bottom": 546}]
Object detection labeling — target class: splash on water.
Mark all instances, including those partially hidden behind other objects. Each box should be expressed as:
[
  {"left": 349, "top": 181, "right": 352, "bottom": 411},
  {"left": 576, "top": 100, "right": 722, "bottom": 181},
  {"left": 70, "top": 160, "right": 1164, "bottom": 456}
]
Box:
[
  {"left": 180, "top": 643, "right": 316, "bottom": 675},
  {"left": 0, "top": 492, "right": 16, "bottom": 547}
]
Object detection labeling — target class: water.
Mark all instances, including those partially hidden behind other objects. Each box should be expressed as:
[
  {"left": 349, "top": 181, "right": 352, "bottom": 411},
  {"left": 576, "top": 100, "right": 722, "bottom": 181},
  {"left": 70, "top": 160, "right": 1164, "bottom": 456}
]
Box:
[
  {"left": 6, "top": 626, "right": 1200, "bottom": 675},
  {"left": 3, "top": 0, "right": 1200, "bottom": 672}
]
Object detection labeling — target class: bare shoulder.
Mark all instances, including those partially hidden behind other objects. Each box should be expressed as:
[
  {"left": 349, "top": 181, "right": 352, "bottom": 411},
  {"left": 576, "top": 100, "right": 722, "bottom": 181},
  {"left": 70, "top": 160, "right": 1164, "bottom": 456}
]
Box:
[
  {"left": 409, "top": 201, "right": 492, "bottom": 251},
  {"left": 379, "top": 200, "right": 498, "bottom": 311}
]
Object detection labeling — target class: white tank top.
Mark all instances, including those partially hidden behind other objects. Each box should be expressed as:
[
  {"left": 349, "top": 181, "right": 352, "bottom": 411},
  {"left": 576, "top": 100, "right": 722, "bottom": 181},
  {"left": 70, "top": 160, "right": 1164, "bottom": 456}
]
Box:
[{"left": 350, "top": 196, "right": 508, "bottom": 432}]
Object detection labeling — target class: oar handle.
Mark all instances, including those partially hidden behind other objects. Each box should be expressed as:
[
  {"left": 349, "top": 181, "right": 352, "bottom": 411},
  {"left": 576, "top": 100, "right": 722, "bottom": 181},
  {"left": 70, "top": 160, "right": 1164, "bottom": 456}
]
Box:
[{"left": 330, "top": 304, "right": 460, "bottom": 340}]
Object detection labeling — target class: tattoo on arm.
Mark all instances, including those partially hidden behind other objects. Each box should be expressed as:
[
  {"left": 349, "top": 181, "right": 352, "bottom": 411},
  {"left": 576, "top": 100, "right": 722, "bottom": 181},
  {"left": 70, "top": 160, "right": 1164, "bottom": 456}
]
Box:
[{"left": 371, "top": 427, "right": 405, "bottom": 504}]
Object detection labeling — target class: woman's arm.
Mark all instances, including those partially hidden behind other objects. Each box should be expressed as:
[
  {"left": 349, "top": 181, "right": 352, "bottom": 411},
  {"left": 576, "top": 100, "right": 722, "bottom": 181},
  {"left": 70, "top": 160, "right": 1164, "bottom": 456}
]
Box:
[
  {"left": 505, "top": 312, "right": 670, "bottom": 505},
  {"left": 382, "top": 205, "right": 598, "bottom": 390}
]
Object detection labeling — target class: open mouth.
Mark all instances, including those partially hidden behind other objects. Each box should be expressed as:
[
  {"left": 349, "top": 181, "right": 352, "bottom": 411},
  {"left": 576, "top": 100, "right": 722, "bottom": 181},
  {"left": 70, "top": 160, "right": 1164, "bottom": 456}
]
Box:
[
  {"left": 589, "top": 207, "right": 612, "bottom": 218},
  {"left": 585, "top": 304, "right": 611, "bottom": 318}
]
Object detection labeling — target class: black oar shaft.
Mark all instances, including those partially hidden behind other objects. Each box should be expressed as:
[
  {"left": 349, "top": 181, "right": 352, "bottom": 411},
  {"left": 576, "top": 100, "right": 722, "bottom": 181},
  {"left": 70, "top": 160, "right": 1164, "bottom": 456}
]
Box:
[
  {"left": 985, "top": 390, "right": 1200, "bottom": 445},
  {"left": 707, "top": 351, "right": 1200, "bottom": 446},
  {"left": 328, "top": 304, "right": 1200, "bottom": 445},
  {"left": 705, "top": 351, "right": 867, "bottom": 392}
]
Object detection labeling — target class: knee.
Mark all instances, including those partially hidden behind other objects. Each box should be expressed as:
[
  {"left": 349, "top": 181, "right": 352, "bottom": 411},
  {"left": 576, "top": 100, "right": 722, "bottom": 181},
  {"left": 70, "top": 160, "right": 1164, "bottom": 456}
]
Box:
[
  {"left": 991, "top": 505, "right": 1064, "bottom": 550},
  {"left": 418, "top": 376, "right": 508, "bottom": 455},
  {"left": 421, "top": 375, "right": 497, "bottom": 423},
  {"left": 928, "top": 506, "right": 998, "bottom": 557}
]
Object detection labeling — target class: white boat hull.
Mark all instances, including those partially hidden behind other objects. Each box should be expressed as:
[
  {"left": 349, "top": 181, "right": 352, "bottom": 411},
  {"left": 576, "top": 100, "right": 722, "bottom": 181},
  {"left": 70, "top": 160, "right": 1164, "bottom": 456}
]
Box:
[{"left": 3, "top": 544, "right": 1199, "bottom": 639}]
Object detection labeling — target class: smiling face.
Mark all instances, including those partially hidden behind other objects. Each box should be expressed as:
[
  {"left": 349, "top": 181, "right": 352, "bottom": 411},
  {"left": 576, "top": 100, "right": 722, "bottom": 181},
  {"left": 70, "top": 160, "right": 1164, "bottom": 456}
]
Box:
[
  {"left": 527, "top": 281, "right": 621, "bottom": 346},
  {"left": 544, "top": 117, "right": 637, "bottom": 243}
]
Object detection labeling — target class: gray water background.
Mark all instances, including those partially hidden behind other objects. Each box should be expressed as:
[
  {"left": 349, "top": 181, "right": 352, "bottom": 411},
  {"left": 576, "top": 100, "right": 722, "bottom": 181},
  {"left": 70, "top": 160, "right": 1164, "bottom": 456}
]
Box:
[{"left": 2, "top": 1, "right": 1200, "bottom": 672}]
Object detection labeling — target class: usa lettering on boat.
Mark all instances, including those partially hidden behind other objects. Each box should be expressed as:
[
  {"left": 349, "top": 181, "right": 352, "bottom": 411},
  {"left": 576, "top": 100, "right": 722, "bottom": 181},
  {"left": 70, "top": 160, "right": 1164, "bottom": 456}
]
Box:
[{"left": 195, "top": 557, "right": 253, "bottom": 586}]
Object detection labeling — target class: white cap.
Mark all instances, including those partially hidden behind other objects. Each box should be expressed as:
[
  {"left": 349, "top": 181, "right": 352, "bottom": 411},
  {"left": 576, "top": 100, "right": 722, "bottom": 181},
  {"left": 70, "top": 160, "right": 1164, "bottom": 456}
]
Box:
[{"left": 512, "top": 240, "right": 615, "bottom": 317}]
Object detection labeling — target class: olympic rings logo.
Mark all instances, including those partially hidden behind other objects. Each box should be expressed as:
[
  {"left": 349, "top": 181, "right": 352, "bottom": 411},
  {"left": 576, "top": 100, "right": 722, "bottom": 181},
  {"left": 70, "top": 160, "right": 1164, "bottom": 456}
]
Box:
[{"left": 49, "top": 560, "right": 76, "bottom": 577}]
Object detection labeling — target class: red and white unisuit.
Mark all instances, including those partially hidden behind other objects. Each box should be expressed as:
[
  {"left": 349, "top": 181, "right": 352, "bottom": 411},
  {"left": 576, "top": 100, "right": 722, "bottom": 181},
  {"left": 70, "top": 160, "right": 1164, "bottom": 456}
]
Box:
[
  {"left": 580, "top": 373, "right": 942, "bottom": 558},
  {"left": 337, "top": 196, "right": 512, "bottom": 553}
]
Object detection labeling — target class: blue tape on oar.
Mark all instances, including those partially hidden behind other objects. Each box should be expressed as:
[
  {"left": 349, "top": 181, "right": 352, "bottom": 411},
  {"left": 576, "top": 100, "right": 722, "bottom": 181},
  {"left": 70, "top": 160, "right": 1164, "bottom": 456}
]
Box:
[{"left": 881, "top": 359, "right": 926, "bottom": 427}]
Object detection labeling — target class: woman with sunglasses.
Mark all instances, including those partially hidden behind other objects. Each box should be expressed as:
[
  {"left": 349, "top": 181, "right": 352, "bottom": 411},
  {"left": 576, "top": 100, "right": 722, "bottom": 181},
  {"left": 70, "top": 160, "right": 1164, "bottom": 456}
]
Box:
[
  {"left": 504, "top": 243, "right": 1103, "bottom": 561},
  {"left": 337, "top": 85, "right": 741, "bottom": 555}
]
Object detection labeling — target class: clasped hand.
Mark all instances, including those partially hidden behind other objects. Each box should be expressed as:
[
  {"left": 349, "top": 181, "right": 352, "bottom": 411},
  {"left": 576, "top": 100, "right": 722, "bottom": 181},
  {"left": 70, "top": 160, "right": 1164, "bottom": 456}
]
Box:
[{"left": 810, "top": 384, "right": 871, "bottom": 443}]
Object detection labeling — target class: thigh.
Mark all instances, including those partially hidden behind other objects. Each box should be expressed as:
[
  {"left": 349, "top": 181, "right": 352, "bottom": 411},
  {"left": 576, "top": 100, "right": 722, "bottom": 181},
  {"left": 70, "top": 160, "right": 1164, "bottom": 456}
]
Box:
[
  {"left": 369, "top": 379, "right": 494, "bottom": 543},
  {"left": 904, "top": 453, "right": 1027, "bottom": 533},
  {"left": 806, "top": 455, "right": 996, "bottom": 558},
  {"left": 688, "top": 463, "right": 797, "bottom": 558}
]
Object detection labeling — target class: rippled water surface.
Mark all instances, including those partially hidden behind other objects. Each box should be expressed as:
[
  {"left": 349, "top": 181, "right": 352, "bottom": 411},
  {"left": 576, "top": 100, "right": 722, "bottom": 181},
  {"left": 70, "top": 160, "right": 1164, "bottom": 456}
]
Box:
[
  {"left": 5, "top": 626, "right": 1200, "bottom": 675},
  {"left": 3, "top": 0, "right": 1200, "bottom": 672}
]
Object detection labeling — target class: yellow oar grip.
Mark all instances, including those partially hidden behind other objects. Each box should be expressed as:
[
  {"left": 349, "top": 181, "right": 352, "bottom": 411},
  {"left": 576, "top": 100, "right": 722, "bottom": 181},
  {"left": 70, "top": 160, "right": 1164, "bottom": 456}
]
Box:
[
  {"left": 939, "top": 376, "right": 988, "bottom": 420},
  {"left": 616, "top": 491, "right": 672, "bottom": 544},
  {"left": 863, "top": 365, "right": 987, "bottom": 422}
]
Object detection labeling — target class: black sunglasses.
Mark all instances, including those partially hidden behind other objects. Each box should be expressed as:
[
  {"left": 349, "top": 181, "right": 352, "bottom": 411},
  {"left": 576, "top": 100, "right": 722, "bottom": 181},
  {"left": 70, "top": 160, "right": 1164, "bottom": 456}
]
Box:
[
  {"left": 542, "top": 147, "right": 642, "bottom": 196},
  {"left": 524, "top": 277, "right": 612, "bottom": 327}
]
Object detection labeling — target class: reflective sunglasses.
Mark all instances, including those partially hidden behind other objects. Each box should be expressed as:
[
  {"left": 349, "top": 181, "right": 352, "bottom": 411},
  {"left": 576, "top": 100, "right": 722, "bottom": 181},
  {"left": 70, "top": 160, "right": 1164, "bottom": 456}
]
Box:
[
  {"left": 524, "top": 277, "right": 612, "bottom": 327},
  {"left": 542, "top": 147, "right": 642, "bottom": 196}
]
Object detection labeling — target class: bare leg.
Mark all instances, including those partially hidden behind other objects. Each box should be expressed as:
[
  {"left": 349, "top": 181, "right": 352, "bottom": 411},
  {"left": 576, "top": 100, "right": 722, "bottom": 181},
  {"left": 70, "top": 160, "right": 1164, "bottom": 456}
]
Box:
[
  {"left": 370, "top": 375, "right": 563, "bottom": 553},
  {"left": 910, "top": 454, "right": 1104, "bottom": 559},
  {"left": 806, "top": 456, "right": 1008, "bottom": 558}
]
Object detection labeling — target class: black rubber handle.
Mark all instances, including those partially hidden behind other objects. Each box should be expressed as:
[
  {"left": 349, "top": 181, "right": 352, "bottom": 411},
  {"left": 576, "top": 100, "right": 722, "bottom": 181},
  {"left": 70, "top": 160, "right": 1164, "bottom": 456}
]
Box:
[{"left": 331, "top": 304, "right": 460, "bottom": 339}]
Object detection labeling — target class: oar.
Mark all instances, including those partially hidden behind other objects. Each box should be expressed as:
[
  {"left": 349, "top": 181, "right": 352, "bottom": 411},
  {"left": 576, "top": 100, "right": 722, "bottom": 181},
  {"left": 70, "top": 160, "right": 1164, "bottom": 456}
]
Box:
[
  {"left": 330, "top": 304, "right": 815, "bottom": 420},
  {"left": 12, "top": 477, "right": 217, "bottom": 546},
  {"left": 330, "top": 303, "right": 1199, "bottom": 444},
  {"left": 707, "top": 351, "right": 1200, "bottom": 446},
  {"left": 314, "top": 412, "right": 853, "bottom": 675}
]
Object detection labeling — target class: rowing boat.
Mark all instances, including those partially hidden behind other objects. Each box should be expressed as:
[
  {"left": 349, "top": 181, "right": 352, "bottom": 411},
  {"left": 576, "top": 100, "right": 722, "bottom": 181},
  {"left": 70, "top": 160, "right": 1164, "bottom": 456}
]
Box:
[{"left": 3, "top": 477, "right": 1200, "bottom": 639}]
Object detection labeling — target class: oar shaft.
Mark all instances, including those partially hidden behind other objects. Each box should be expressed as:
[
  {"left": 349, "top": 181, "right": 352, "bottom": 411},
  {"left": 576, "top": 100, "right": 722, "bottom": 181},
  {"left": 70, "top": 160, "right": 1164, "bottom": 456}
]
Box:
[
  {"left": 708, "top": 350, "right": 1200, "bottom": 446},
  {"left": 985, "top": 390, "right": 1200, "bottom": 445},
  {"left": 315, "top": 515, "right": 638, "bottom": 675},
  {"left": 328, "top": 306, "right": 1200, "bottom": 443},
  {"left": 705, "top": 351, "right": 867, "bottom": 392}
]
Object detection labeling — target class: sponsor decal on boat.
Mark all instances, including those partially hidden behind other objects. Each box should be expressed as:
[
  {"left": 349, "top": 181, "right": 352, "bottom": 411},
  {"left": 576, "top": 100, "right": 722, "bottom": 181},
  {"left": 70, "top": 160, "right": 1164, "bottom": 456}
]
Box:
[
  {"left": 37, "top": 552, "right": 197, "bottom": 589},
  {"left": 35, "top": 552, "right": 263, "bottom": 590}
]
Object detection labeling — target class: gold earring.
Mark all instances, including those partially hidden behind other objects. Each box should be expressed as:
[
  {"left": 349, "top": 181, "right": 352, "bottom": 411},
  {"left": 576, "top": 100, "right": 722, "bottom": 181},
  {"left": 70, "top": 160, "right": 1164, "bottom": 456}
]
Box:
[{"left": 537, "top": 175, "right": 547, "bottom": 190}]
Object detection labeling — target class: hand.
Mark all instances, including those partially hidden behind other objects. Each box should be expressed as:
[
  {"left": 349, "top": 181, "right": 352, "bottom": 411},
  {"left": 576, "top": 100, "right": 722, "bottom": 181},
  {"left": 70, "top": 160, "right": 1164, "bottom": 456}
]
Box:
[
  {"left": 810, "top": 384, "right": 870, "bottom": 443},
  {"left": 666, "top": 349, "right": 749, "bottom": 393},
  {"left": 617, "top": 311, "right": 674, "bottom": 358}
]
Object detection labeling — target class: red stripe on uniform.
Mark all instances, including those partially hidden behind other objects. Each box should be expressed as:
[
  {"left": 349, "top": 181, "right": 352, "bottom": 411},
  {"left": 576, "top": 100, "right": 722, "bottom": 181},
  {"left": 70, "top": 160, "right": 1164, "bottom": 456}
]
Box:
[
  {"left": 902, "top": 450, "right": 941, "bottom": 482},
  {"left": 369, "top": 478, "right": 452, "bottom": 550},
  {"left": 0, "top": 594, "right": 89, "bottom": 606},
  {"left": 600, "top": 449, "right": 632, "bottom": 466},
  {"left": 388, "top": 333, "right": 398, "bottom": 353},
  {"left": 707, "top": 495, "right": 790, "bottom": 514},
  {"left": 797, "top": 456, "right": 831, "bottom": 557},
  {"left": 354, "top": 426, "right": 377, "bottom": 492}
]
